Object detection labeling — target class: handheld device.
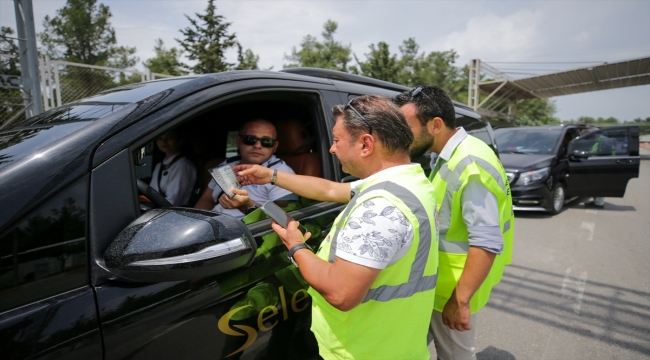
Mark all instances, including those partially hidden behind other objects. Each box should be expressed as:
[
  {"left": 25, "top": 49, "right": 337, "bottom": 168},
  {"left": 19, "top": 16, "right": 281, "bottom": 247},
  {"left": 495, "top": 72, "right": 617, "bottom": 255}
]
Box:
[{"left": 260, "top": 200, "right": 308, "bottom": 235}]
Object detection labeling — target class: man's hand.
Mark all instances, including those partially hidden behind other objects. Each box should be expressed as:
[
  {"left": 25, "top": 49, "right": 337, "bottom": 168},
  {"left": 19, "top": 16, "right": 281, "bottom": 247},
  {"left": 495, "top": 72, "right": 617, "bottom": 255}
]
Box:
[
  {"left": 271, "top": 219, "right": 311, "bottom": 250},
  {"left": 441, "top": 246, "right": 495, "bottom": 331},
  {"left": 218, "top": 188, "right": 252, "bottom": 213},
  {"left": 233, "top": 164, "right": 273, "bottom": 185},
  {"left": 441, "top": 289, "right": 472, "bottom": 331}
]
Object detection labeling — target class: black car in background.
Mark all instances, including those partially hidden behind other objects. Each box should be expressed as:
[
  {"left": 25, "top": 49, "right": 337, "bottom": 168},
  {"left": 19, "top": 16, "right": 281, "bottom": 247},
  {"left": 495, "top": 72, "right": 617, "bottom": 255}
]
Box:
[
  {"left": 0, "top": 69, "right": 496, "bottom": 359},
  {"left": 494, "top": 124, "right": 640, "bottom": 214}
]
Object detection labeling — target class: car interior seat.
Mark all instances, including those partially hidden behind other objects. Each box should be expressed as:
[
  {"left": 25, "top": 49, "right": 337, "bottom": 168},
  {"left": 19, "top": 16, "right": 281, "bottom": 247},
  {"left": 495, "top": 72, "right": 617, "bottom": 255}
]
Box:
[{"left": 274, "top": 119, "right": 322, "bottom": 178}]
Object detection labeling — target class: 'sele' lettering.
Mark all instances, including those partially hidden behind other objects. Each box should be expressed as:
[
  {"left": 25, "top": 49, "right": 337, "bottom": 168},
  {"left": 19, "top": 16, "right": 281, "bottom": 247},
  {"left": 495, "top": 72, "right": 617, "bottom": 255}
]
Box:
[
  {"left": 218, "top": 305, "right": 258, "bottom": 358},
  {"left": 218, "top": 286, "right": 310, "bottom": 357}
]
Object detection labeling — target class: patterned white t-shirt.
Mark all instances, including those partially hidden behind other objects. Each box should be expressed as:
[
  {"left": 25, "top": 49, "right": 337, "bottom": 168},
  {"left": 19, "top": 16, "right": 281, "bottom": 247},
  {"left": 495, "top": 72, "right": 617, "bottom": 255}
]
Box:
[{"left": 334, "top": 197, "right": 414, "bottom": 269}]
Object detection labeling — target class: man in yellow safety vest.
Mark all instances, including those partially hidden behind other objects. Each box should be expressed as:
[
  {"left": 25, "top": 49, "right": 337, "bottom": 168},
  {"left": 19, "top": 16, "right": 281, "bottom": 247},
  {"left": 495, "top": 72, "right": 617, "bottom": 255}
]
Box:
[
  {"left": 235, "top": 95, "right": 439, "bottom": 359},
  {"left": 394, "top": 86, "right": 514, "bottom": 360}
]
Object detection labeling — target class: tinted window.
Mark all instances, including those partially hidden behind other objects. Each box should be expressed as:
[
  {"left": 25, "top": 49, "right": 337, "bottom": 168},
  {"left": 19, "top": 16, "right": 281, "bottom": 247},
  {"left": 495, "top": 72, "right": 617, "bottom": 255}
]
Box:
[
  {"left": 456, "top": 115, "right": 487, "bottom": 131},
  {"left": 467, "top": 128, "right": 491, "bottom": 146},
  {"left": 0, "top": 122, "right": 91, "bottom": 168},
  {"left": 0, "top": 177, "right": 87, "bottom": 313},
  {"left": 572, "top": 129, "right": 629, "bottom": 156},
  {"left": 495, "top": 128, "right": 563, "bottom": 154},
  {"left": 3, "top": 104, "right": 126, "bottom": 131},
  {"left": 83, "top": 78, "right": 192, "bottom": 103}
]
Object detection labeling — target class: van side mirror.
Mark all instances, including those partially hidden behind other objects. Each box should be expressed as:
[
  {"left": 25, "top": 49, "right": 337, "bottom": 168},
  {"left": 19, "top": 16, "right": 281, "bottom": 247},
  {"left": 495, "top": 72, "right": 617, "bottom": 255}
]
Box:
[
  {"left": 567, "top": 141, "right": 590, "bottom": 160},
  {"left": 103, "top": 208, "right": 256, "bottom": 282},
  {"left": 570, "top": 150, "right": 590, "bottom": 159}
]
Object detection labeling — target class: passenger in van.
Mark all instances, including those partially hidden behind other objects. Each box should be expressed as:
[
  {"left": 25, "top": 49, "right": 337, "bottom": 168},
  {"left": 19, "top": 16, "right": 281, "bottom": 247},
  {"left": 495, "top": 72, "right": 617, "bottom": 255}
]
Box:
[
  {"left": 149, "top": 129, "right": 197, "bottom": 206},
  {"left": 194, "top": 119, "right": 298, "bottom": 219}
]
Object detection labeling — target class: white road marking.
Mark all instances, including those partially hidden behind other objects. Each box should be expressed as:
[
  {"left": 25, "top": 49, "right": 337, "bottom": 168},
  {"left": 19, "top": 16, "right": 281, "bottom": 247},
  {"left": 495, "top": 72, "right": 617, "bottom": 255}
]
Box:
[
  {"left": 585, "top": 209, "right": 598, "bottom": 214},
  {"left": 579, "top": 222, "right": 595, "bottom": 241},
  {"left": 561, "top": 267, "right": 588, "bottom": 314}
]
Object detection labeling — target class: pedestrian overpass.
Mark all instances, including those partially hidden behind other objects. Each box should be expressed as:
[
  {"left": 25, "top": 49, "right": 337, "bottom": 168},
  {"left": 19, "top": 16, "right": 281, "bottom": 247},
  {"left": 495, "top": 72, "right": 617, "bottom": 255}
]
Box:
[{"left": 467, "top": 57, "right": 650, "bottom": 121}]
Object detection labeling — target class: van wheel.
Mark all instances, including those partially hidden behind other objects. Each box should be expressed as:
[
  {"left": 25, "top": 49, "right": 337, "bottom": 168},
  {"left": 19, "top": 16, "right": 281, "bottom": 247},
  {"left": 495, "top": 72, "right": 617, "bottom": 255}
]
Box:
[{"left": 547, "top": 183, "right": 565, "bottom": 215}]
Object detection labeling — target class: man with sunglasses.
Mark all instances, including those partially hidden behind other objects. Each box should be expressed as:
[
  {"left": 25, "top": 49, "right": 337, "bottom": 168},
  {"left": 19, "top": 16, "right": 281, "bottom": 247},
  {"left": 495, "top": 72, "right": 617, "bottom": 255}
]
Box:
[
  {"left": 195, "top": 118, "right": 297, "bottom": 218},
  {"left": 393, "top": 86, "right": 514, "bottom": 360},
  {"left": 234, "top": 95, "right": 438, "bottom": 359}
]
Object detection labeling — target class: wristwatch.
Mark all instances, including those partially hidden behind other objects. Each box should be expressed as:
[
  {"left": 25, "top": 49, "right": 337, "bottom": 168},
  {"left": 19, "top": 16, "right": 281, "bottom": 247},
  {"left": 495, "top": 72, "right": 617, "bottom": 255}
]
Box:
[{"left": 286, "top": 243, "right": 313, "bottom": 267}]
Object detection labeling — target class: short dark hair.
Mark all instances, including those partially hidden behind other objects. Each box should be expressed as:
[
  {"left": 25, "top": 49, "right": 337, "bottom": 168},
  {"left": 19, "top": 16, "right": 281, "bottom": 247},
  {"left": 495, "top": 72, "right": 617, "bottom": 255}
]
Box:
[
  {"left": 239, "top": 118, "right": 277, "bottom": 136},
  {"left": 393, "top": 85, "right": 456, "bottom": 129},
  {"left": 332, "top": 95, "right": 413, "bottom": 154}
]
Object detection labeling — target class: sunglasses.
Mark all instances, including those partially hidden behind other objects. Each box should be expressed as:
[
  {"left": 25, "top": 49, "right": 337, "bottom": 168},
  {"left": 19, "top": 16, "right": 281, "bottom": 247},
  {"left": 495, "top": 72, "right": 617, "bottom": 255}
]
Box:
[
  {"left": 411, "top": 86, "right": 434, "bottom": 102},
  {"left": 239, "top": 134, "right": 277, "bottom": 148},
  {"left": 345, "top": 98, "right": 373, "bottom": 135}
]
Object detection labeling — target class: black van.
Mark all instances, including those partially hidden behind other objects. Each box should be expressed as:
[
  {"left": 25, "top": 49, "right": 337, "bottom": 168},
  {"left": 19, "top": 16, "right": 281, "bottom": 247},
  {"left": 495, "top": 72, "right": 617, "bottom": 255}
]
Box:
[
  {"left": 494, "top": 124, "right": 640, "bottom": 214},
  {"left": 0, "top": 69, "right": 495, "bottom": 359}
]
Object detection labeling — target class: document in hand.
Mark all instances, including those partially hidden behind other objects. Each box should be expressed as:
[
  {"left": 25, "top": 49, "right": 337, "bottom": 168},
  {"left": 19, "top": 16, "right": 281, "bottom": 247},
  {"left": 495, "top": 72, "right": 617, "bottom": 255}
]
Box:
[{"left": 210, "top": 165, "right": 241, "bottom": 198}]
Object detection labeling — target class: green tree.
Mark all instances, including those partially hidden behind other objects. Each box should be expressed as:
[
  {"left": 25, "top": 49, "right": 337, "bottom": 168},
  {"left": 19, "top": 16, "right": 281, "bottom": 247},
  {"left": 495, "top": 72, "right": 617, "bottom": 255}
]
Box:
[
  {"left": 39, "top": 0, "right": 137, "bottom": 67},
  {"left": 1, "top": 27, "right": 23, "bottom": 127},
  {"left": 352, "top": 42, "right": 400, "bottom": 83},
  {"left": 143, "top": 39, "right": 188, "bottom": 76},
  {"left": 416, "top": 50, "right": 465, "bottom": 99},
  {"left": 396, "top": 37, "right": 420, "bottom": 84},
  {"left": 176, "top": 0, "right": 237, "bottom": 73},
  {"left": 1, "top": 27, "right": 19, "bottom": 74},
  {"left": 233, "top": 43, "right": 261, "bottom": 70},
  {"left": 514, "top": 99, "right": 560, "bottom": 126},
  {"left": 596, "top": 116, "right": 619, "bottom": 124},
  {"left": 284, "top": 20, "right": 352, "bottom": 72},
  {"left": 396, "top": 39, "right": 465, "bottom": 100},
  {"left": 351, "top": 37, "right": 467, "bottom": 101},
  {"left": 39, "top": 0, "right": 139, "bottom": 103},
  {"left": 576, "top": 116, "right": 595, "bottom": 124}
]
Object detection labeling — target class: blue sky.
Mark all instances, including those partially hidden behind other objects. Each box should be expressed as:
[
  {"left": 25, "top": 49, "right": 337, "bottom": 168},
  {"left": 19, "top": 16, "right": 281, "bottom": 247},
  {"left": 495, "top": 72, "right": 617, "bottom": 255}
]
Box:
[{"left": 2, "top": 0, "right": 649, "bottom": 121}]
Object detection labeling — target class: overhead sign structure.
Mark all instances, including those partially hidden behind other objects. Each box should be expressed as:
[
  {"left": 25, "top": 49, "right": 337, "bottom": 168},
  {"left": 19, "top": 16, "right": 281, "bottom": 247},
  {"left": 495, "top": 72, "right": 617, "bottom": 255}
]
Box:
[{"left": 468, "top": 57, "right": 650, "bottom": 121}]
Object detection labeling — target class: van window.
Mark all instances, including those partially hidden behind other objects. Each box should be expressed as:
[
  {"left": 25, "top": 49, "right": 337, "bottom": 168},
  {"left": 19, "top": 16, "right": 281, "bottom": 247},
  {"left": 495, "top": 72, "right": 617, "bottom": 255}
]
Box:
[
  {"left": 572, "top": 129, "right": 630, "bottom": 156},
  {"left": 0, "top": 177, "right": 87, "bottom": 313},
  {"left": 133, "top": 91, "right": 327, "bottom": 219}
]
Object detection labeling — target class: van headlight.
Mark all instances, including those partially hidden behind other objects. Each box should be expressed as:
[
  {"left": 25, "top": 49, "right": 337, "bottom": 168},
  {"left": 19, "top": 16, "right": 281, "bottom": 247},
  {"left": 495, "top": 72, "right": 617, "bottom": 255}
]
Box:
[{"left": 518, "top": 167, "right": 549, "bottom": 186}]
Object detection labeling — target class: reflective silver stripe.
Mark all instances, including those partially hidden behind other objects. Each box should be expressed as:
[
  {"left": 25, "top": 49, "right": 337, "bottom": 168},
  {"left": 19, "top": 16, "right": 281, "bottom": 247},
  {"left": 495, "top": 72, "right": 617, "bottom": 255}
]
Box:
[
  {"left": 330, "top": 181, "right": 437, "bottom": 303},
  {"left": 438, "top": 234, "right": 470, "bottom": 254},
  {"left": 365, "top": 272, "right": 439, "bottom": 303},
  {"left": 363, "top": 181, "right": 437, "bottom": 302},
  {"left": 503, "top": 219, "right": 511, "bottom": 233},
  {"left": 437, "top": 155, "right": 508, "bottom": 233}
]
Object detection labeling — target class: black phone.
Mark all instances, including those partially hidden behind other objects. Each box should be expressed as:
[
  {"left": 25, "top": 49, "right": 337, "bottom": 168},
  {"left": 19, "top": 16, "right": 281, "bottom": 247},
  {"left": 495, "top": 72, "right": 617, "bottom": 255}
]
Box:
[{"left": 260, "top": 200, "right": 308, "bottom": 235}]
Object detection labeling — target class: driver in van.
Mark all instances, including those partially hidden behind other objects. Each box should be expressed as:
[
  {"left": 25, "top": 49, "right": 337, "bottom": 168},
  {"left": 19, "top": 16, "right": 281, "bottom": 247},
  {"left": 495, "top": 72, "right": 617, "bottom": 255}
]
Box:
[{"left": 194, "top": 119, "right": 298, "bottom": 218}]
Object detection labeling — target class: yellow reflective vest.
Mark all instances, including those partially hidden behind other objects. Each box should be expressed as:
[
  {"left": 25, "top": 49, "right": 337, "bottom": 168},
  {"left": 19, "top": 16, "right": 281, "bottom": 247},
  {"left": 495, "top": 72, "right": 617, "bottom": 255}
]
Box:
[
  {"left": 430, "top": 135, "right": 514, "bottom": 314},
  {"left": 309, "top": 164, "right": 438, "bottom": 359}
]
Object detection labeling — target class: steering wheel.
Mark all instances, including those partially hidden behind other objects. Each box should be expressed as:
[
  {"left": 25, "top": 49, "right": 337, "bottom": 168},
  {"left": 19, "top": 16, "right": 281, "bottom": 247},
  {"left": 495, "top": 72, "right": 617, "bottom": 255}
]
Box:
[{"left": 137, "top": 179, "right": 172, "bottom": 208}]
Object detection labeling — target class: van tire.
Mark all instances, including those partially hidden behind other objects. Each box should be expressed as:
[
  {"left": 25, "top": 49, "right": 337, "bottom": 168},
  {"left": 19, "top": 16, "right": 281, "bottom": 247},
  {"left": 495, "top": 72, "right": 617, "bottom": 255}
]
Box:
[{"left": 547, "top": 182, "right": 565, "bottom": 215}]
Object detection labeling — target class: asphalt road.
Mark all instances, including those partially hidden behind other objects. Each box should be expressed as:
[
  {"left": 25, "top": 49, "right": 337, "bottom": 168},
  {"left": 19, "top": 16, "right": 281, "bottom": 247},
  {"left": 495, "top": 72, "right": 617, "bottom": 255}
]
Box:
[{"left": 430, "top": 159, "right": 650, "bottom": 360}]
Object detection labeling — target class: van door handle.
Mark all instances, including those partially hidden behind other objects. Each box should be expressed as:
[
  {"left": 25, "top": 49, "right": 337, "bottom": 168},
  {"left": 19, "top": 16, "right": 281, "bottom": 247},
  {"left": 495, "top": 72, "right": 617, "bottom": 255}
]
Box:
[{"left": 616, "top": 159, "right": 633, "bottom": 164}]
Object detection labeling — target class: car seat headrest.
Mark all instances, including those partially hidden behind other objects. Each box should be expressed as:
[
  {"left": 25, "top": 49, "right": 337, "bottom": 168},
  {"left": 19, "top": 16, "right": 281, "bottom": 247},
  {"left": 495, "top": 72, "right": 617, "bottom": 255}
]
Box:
[{"left": 275, "top": 119, "right": 312, "bottom": 155}]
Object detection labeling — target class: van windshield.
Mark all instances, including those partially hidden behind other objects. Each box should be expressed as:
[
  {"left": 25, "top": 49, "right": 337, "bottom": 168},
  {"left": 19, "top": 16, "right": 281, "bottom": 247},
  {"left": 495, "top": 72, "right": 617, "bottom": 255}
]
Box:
[{"left": 495, "top": 128, "right": 562, "bottom": 154}]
